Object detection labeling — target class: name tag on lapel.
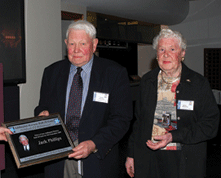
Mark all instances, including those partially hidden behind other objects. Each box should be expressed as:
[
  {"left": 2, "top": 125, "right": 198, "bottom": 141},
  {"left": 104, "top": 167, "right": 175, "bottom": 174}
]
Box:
[
  {"left": 93, "top": 92, "right": 109, "bottom": 103},
  {"left": 177, "top": 100, "right": 194, "bottom": 110}
]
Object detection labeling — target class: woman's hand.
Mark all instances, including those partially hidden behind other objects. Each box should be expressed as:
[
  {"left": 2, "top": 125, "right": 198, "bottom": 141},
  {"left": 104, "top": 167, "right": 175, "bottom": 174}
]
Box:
[
  {"left": 125, "top": 157, "right": 135, "bottom": 177},
  {"left": 146, "top": 133, "right": 172, "bottom": 150}
]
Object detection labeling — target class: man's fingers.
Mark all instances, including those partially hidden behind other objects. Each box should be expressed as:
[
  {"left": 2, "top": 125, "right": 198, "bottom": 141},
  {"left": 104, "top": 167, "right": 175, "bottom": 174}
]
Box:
[{"left": 38, "top": 110, "right": 49, "bottom": 116}]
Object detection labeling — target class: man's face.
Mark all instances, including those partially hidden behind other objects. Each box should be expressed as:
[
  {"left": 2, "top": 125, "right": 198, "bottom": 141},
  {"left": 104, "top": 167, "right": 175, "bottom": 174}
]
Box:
[
  {"left": 19, "top": 136, "right": 29, "bottom": 146},
  {"left": 65, "top": 29, "right": 98, "bottom": 67}
]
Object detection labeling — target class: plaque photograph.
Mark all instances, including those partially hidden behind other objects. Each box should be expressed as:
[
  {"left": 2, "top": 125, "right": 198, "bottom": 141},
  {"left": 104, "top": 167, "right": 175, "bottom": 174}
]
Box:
[{"left": 2, "top": 113, "right": 74, "bottom": 168}]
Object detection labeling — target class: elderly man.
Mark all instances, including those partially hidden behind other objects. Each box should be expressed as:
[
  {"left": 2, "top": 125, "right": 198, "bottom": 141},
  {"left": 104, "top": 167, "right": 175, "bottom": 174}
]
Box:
[{"left": 35, "top": 20, "right": 132, "bottom": 178}]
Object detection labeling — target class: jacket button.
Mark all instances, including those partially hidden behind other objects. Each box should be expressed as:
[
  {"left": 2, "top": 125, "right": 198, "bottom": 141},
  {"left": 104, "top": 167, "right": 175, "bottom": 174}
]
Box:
[
  {"left": 176, "top": 90, "right": 179, "bottom": 93},
  {"left": 177, "top": 117, "right": 180, "bottom": 120},
  {"left": 106, "top": 149, "right": 111, "bottom": 155}
]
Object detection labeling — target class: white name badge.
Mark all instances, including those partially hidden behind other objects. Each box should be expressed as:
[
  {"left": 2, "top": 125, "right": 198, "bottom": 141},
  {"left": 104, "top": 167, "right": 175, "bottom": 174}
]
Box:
[
  {"left": 93, "top": 92, "right": 109, "bottom": 103},
  {"left": 177, "top": 100, "right": 194, "bottom": 110}
]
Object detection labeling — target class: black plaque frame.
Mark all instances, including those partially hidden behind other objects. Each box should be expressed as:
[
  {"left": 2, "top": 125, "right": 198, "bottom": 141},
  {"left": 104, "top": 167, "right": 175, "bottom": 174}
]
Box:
[{"left": 2, "top": 113, "right": 74, "bottom": 168}]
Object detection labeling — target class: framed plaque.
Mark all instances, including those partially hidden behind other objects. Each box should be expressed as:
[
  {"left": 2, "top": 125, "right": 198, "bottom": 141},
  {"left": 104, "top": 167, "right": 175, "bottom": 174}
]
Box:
[{"left": 2, "top": 113, "right": 74, "bottom": 168}]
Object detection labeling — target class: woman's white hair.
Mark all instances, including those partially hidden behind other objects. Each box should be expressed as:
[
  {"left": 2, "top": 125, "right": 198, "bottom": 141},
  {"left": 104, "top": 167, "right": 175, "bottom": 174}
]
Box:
[
  {"left": 152, "top": 29, "right": 187, "bottom": 50},
  {"left": 66, "top": 20, "right": 97, "bottom": 39}
]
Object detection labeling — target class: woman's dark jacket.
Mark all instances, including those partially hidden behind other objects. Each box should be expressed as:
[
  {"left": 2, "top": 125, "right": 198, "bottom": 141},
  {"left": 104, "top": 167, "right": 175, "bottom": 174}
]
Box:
[{"left": 128, "top": 63, "right": 220, "bottom": 178}]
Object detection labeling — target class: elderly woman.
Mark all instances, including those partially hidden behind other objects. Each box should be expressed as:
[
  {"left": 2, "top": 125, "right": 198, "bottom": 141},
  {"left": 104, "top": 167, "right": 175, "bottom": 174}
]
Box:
[{"left": 125, "top": 29, "right": 219, "bottom": 178}]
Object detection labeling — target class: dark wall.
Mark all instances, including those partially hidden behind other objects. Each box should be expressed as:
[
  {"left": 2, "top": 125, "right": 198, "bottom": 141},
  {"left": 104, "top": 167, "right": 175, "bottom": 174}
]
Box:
[{"left": 98, "top": 42, "right": 138, "bottom": 76}]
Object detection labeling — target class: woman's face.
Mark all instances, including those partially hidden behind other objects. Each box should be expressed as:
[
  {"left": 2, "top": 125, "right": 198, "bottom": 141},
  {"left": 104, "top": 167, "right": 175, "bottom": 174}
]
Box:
[{"left": 157, "top": 37, "right": 185, "bottom": 76}]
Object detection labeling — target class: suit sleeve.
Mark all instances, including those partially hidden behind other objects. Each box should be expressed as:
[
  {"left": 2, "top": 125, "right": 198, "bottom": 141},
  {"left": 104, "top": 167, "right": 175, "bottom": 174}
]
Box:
[
  {"left": 91, "top": 67, "right": 133, "bottom": 159},
  {"left": 127, "top": 102, "right": 139, "bottom": 158},
  {"left": 34, "top": 68, "right": 50, "bottom": 116}
]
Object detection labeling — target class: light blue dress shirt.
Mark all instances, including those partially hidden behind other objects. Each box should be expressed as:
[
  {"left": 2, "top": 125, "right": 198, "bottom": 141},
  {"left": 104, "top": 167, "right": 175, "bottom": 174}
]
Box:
[{"left": 65, "top": 56, "right": 93, "bottom": 123}]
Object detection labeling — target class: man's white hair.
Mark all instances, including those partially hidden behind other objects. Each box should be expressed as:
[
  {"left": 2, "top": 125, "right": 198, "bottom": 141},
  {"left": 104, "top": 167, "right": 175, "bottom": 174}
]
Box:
[{"left": 66, "top": 20, "right": 96, "bottom": 39}]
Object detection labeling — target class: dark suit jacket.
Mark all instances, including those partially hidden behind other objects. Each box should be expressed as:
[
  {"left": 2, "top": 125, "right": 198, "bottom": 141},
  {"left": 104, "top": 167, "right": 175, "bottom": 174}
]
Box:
[
  {"left": 128, "top": 63, "right": 219, "bottom": 178},
  {"left": 35, "top": 55, "right": 133, "bottom": 178}
]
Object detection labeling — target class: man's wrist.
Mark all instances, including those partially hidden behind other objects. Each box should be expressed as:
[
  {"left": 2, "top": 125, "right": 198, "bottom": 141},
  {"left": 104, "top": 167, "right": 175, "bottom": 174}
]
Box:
[
  {"left": 90, "top": 140, "right": 98, "bottom": 153},
  {"left": 92, "top": 148, "right": 98, "bottom": 153}
]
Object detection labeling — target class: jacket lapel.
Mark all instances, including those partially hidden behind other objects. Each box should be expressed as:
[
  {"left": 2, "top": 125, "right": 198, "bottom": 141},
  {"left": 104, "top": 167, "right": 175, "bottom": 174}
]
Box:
[
  {"left": 80, "top": 56, "right": 102, "bottom": 125},
  {"left": 57, "top": 59, "right": 71, "bottom": 119}
]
